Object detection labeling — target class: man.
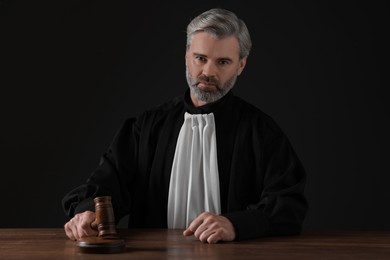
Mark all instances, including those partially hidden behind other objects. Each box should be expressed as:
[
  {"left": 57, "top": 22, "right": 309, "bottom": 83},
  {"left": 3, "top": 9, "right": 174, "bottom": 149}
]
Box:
[{"left": 63, "top": 8, "right": 308, "bottom": 244}]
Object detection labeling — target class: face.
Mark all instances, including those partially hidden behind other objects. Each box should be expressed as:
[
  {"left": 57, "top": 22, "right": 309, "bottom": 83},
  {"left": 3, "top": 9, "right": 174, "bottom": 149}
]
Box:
[{"left": 185, "top": 32, "right": 247, "bottom": 106}]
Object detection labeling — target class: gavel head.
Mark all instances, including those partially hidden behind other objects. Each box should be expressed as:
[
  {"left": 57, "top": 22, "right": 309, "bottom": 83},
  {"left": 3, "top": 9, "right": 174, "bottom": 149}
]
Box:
[{"left": 90, "top": 196, "right": 118, "bottom": 237}]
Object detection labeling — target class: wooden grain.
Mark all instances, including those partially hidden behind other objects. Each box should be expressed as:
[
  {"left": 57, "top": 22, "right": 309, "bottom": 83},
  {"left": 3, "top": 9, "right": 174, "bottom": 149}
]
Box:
[{"left": 0, "top": 229, "right": 389, "bottom": 259}]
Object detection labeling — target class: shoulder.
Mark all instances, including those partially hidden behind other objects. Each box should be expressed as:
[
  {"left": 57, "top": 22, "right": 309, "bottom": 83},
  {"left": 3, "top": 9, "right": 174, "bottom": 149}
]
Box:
[
  {"left": 225, "top": 94, "right": 291, "bottom": 145},
  {"left": 144, "top": 95, "right": 183, "bottom": 115},
  {"left": 130, "top": 95, "right": 184, "bottom": 129},
  {"left": 110, "top": 94, "right": 184, "bottom": 141},
  {"left": 231, "top": 95, "right": 282, "bottom": 133}
]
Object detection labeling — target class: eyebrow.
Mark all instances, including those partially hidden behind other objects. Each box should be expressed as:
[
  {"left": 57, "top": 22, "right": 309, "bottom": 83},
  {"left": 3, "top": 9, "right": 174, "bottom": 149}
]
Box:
[{"left": 192, "top": 52, "right": 234, "bottom": 62}]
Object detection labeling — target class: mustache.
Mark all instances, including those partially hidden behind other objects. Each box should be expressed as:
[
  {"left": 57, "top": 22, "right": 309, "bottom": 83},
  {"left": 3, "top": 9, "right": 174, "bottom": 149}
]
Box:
[{"left": 196, "top": 75, "right": 219, "bottom": 85}]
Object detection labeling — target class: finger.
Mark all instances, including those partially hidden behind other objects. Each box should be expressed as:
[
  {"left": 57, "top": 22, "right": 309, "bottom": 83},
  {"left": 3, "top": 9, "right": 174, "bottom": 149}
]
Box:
[
  {"left": 193, "top": 223, "right": 208, "bottom": 239},
  {"left": 199, "top": 230, "right": 214, "bottom": 243},
  {"left": 71, "top": 222, "right": 80, "bottom": 240},
  {"left": 77, "top": 220, "right": 92, "bottom": 238},
  {"left": 76, "top": 221, "right": 85, "bottom": 240},
  {"left": 183, "top": 228, "right": 194, "bottom": 236},
  {"left": 69, "top": 215, "right": 82, "bottom": 240},
  {"left": 190, "top": 212, "right": 211, "bottom": 231},
  {"left": 183, "top": 218, "right": 203, "bottom": 237},
  {"left": 197, "top": 224, "right": 219, "bottom": 243},
  {"left": 196, "top": 215, "right": 236, "bottom": 243},
  {"left": 71, "top": 211, "right": 96, "bottom": 239},
  {"left": 68, "top": 218, "right": 81, "bottom": 241},
  {"left": 80, "top": 218, "right": 97, "bottom": 236},
  {"left": 206, "top": 232, "right": 221, "bottom": 244},
  {"left": 188, "top": 218, "right": 203, "bottom": 232},
  {"left": 64, "top": 222, "right": 75, "bottom": 241},
  {"left": 77, "top": 226, "right": 87, "bottom": 239}
]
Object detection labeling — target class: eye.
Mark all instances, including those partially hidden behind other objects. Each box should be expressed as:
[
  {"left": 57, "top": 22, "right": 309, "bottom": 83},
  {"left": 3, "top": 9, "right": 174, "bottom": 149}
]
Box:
[
  {"left": 218, "top": 59, "right": 231, "bottom": 65},
  {"left": 195, "top": 55, "right": 207, "bottom": 62}
]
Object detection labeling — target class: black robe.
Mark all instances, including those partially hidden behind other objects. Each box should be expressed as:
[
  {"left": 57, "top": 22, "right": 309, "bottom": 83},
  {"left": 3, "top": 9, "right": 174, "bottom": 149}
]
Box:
[{"left": 62, "top": 90, "right": 308, "bottom": 240}]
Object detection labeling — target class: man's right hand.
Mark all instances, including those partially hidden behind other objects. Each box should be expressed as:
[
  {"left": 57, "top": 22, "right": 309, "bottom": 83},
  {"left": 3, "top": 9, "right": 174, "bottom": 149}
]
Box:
[{"left": 64, "top": 211, "right": 98, "bottom": 240}]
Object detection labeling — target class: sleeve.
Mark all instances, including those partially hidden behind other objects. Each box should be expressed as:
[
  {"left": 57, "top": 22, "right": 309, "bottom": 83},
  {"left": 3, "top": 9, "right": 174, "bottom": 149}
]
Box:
[
  {"left": 61, "top": 117, "right": 140, "bottom": 223},
  {"left": 223, "top": 126, "right": 308, "bottom": 240}
]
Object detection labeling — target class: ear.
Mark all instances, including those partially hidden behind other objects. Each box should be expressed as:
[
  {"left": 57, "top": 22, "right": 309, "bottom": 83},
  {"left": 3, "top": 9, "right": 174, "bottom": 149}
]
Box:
[{"left": 237, "top": 56, "right": 248, "bottom": 76}]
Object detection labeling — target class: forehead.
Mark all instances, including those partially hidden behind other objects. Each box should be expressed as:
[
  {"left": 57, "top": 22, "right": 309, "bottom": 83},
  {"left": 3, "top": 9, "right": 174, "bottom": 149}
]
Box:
[{"left": 188, "top": 32, "right": 240, "bottom": 60}]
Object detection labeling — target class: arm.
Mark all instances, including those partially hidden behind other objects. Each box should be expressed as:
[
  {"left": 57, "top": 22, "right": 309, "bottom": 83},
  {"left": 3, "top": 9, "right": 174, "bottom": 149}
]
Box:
[
  {"left": 62, "top": 117, "right": 140, "bottom": 238},
  {"left": 184, "top": 132, "right": 307, "bottom": 242},
  {"left": 223, "top": 131, "right": 308, "bottom": 240}
]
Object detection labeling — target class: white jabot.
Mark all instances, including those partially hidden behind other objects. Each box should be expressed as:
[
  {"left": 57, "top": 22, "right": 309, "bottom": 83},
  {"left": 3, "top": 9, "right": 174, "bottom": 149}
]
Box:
[{"left": 167, "top": 112, "right": 221, "bottom": 229}]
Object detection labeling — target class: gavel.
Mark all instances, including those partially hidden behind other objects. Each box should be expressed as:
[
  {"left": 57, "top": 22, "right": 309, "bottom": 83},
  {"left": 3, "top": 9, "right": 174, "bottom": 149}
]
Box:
[
  {"left": 90, "top": 196, "right": 118, "bottom": 237},
  {"left": 77, "top": 196, "right": 125, "bottom": 254}
]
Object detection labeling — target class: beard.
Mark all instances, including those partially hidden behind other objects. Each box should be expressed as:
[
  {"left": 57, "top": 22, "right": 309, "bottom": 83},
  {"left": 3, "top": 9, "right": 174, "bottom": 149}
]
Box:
[{"left": 186, "top": 65, "right": 237, "bottom": 104}]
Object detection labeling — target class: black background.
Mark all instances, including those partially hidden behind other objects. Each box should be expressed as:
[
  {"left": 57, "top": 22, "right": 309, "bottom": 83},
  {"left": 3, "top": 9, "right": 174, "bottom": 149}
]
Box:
[{"left": 1, "top": 0, "right": 389, "bottom": 230}]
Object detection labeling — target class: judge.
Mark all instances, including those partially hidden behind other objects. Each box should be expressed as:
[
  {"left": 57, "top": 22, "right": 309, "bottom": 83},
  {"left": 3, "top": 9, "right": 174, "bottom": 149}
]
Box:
[{"left": 63, "top": 8, "right": 308, "bottom": 244}]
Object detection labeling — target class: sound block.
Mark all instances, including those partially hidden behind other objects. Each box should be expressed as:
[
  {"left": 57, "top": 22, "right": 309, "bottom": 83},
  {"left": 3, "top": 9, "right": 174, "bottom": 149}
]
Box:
[{"left": 77, "top": 236, "right": 126, "bottom": 254}]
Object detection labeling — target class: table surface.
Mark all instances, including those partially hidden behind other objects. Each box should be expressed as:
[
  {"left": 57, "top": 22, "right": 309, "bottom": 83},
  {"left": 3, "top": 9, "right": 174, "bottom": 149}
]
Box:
[{"left": 0, "top": 228, "right": 390, "bottom": 259}]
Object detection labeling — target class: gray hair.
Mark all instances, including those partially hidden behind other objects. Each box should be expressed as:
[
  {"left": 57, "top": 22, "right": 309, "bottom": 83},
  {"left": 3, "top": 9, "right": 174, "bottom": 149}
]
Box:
[{"left": 186, "top": 8, "right": 252, "bottom": 59}]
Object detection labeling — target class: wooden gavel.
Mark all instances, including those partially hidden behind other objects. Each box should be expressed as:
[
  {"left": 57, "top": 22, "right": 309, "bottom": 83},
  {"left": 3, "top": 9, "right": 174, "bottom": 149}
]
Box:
[
  {"left": 77, "top": 196, "right": 125, "bottom": 254},
  {"left": 90, "top": 196, "right": 118, "bottom": 237}
]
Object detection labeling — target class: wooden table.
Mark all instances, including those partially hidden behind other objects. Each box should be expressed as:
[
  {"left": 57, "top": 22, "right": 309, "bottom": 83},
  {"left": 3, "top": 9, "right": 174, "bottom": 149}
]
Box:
[{"left": 0, "top": 228, "right": 389, "bottom": 259}]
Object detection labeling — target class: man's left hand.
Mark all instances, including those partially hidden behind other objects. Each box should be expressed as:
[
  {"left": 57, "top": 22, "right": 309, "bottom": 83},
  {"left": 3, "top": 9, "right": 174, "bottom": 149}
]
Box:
[{"left": 183, "top": 211, "right": 236, "bottom": 243}]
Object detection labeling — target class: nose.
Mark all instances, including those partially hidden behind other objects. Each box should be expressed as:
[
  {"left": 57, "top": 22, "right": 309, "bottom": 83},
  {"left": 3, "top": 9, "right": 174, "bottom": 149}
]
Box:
[{"left": 202, "top": 61, "right": 217, "bottom": 77}]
